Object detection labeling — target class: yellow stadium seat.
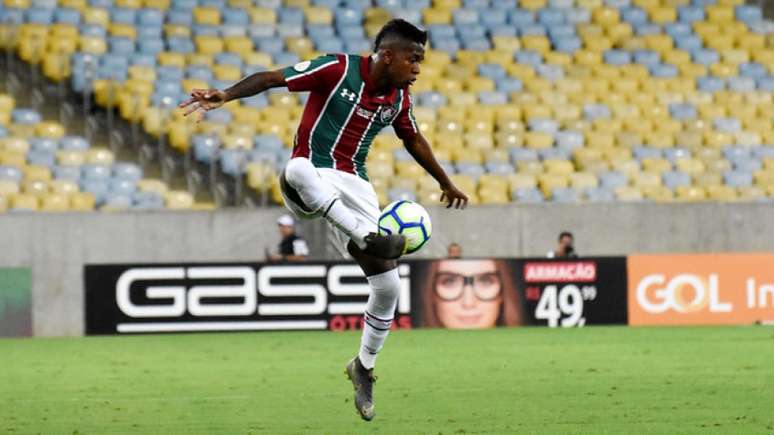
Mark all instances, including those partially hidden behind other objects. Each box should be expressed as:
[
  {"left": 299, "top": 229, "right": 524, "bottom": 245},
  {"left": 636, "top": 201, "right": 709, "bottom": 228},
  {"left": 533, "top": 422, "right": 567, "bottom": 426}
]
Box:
[
  {"left": 606, "top": 22, "right": 633, "bottom": 43},
  {"left": 115, "top": 0, "right": 141, "bottom": 7},
  {"left": 56, "top": 150, "right": 86, "bottom": 166},
  {"left": 703, "top": 131, "right": 733, "bottom": 149},
  {"left": 585, "top": 132, "right": 615, "bottom": 149},
  {"left": 0, "top": 195, "right": 5, "bottom": 212},
  {"left": 1, "top": 137, "right": 30, "bottom": 153},
  {"left": 738, "top": 186, "right": 765, "bottom": 201},
  {"left": 592, "top": 7, "right": 620, "bottom": 25},
  {"left": 521, "top": 36, "right": 551, "bottom": 53},
  {"left": 0, "top": 179, "right": 20, "bottom": 195},
  {"left": 83, "top": 8, "right": 109, "bottom": 27},
  {"left": 642, "top": 158, "right": 672, "bottom": 173},
  {"left": 164, "top": 24, "right": 190, "bottom": 38},
  {"left": 522, "top": 104, "right": 551, "bottom": 119},
  {"left": 465, "top": 133, "right": 494, "bottom": 150},
  {"left": 49, "top": 179, "right": 79, "bottom": 195},
  {"left": 0, "top": 151, "right": 25, "bottom": 166},
  {"left": 9, "top": 193, "right": 39, "bottom": 211},
  {"left": 492, "top": 36, "right": 521, "bottom": 52},
  {"left": 641, "top": 185, "right": 673, "bottom": 202},
  {"left": 507, "top": 173, "right": 537, "bottom": 191},
  {"left": 544, "top": 159, "right": 575, "bottom": 175},
  {"left": 631, "top": 172, "right": 662, "bottom": 189},
  {"left": 538, "top": 173, "right": 569, "bottom": 198},
  {"left": 78, "top": 36, "right": 107, "bottom": 54},
  {"left": 137, "top": 179, "right": 168, "bottom": 196},
  {"left": 249, "top": 7, "right": 277, "bottom": 24},
  {"left": 754, "top": 170, "right": 774, "bottom": 188},
  {"left": 706, "top": 185, "right": 737, "bottom": 201},
  {"left": 59, "top": 0, "right": 86, "bottom": 9},
  {"left": 213, "top": 64, "right": 242, "bottom": 81},
  {"left": 675, "top": 158, "right": 705, "bottom": 175},
  {"left": 69, "top": 192, "right": 95, "bottom": 211},
  {"left": 448, "top": 175, "right": 476, "bottom": 197},
  {"left": 194, "top": 36, "right": 223, "bottom": 55},
  {"left": 193, "top": 7, "right": 220, "bottom": 25},
  {"left": 707, "top": 5, "right": 734, "bottom": 22},
  {"left": 451, "top": 148, "right": 483, "bottom": 164},
  {"left": 86, "top": 148, "right": 115, "bottom": 165},
  {"left": 40, "top": 193, "right": 70, "bottom": 212},
  {"left": 165, "top": 191, "right": 194, "bottom": 209},
  {"left": 144, "top": 0, "right": 170, "bottom": 9},
  {"left": 304, "top": 5, "right": 332, "bottom": 24},
  {"left": 520, "top": 0, "right": 546, "bottom": 10},
  {"left": 422, "top": 8, "right": 451, "bottom": 25},
  {"left": 35, "top": 121, "right": 65, "bottom": 139},
  {"left": 495, "top": 132, "right": 524, "bottom": 148},
  {"left": 22, "top": 165, "right": 50, "bottom": 182},
  {"left": 569, "top": 172, "right": 598, "bottom": 190},
  {"left": 524, "top": 132, "right": 553, "bottom": 149},
  {"left": 614, "top": 186, "right": 643, "bottom": 201},
  {"left": 109, "top": 23, "right": 137, "bottom": 39},
  {"left": 675, "top": 185, "right": 706, "bottom": 202},
  {"left": 224, "top": 36, "right": 252, "bottom": 54}
]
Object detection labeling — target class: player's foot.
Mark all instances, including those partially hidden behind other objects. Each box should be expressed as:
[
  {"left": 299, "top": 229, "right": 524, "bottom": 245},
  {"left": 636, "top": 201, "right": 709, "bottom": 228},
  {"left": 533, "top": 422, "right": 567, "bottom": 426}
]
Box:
[
  {"left": 345, "top": 356, "right": 376, "bottom": 421},
  {"left": 363, "top": 232, "right": 406, "bottom": 260}
]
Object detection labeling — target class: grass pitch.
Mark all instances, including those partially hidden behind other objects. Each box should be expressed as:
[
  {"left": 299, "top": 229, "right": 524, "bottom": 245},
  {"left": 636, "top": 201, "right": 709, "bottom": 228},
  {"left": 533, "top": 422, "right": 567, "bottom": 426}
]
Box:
[{"left": 2, "top": 326, "right": 774, "bottom": 434}]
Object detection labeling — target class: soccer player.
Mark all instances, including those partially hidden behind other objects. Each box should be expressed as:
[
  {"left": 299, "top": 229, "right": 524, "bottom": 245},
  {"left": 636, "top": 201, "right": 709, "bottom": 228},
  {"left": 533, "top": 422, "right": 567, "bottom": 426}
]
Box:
[{"left": 179, "top": 19, "right": 468, "bottom": 421}]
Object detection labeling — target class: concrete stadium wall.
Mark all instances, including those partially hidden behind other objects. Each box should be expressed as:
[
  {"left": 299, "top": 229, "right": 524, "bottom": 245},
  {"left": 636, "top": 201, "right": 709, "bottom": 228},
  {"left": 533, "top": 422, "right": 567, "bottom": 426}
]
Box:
[{"left": 1, "top": 203, "right": 773, "bottom": 337}]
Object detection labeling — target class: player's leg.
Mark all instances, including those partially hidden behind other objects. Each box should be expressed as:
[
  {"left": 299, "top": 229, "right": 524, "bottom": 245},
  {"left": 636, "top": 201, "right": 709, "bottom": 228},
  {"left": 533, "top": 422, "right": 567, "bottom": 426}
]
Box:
[
  {"left": 344, "top": 243, "right": 399, "bottom": 421},
  {"left": 281, "top": 158, "right": 405, "bottom": 259}
]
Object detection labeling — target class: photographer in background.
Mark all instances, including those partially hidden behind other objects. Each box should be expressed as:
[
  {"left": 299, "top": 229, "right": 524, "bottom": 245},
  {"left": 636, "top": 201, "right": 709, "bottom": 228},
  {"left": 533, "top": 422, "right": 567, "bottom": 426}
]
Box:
[
  {"left": 266, "top": 214, "right": 309, "bottom": 262},
  {"left": 547, "top": 231, "right": 578, "bottom": 259}
]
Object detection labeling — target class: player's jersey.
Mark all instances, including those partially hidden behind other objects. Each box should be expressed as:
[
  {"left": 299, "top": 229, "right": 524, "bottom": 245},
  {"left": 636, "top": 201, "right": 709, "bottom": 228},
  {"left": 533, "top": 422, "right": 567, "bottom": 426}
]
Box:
[{"left": 283, "top": 54, "right": 418, "bottom": 181}]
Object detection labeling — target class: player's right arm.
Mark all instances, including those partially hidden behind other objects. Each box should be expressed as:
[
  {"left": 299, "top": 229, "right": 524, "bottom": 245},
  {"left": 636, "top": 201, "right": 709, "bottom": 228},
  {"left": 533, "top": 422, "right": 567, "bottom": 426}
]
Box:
[
  {"left": 179, "top": 55, "right": 342, "bottom": 121},
  {"left": 178, "top": 69, "right": 286, "bottom": 121}
]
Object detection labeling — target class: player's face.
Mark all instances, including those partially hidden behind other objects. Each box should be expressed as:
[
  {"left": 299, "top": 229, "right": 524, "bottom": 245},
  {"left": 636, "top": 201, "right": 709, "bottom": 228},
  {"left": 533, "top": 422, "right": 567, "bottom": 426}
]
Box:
[
  {"left": 433, "top": 260, "right": 502, "bottom": 329},
  {"left": 389, "top": 43, "right": 424, "bottom": 88}
]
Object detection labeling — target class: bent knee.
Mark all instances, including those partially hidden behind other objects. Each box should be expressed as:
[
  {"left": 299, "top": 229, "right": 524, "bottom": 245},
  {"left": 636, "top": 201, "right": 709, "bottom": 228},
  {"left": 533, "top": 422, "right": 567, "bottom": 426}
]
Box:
[{"left": 283, "top": 157, "right": 316, "bottom": 185}]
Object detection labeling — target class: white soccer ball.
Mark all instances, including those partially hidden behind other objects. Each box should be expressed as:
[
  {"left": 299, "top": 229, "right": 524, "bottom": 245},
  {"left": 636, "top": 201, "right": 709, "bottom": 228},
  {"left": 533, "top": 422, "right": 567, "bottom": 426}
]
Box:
[{"left": 377, "top": 200, "right": 432, "bottom": 254}]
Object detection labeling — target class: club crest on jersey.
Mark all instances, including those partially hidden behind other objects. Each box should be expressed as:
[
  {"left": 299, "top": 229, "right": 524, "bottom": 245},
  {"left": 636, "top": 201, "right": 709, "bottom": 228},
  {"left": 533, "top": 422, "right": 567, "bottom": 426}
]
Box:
[
  {"left": 379, "top": 106, "right": 398, "bottom": 123},
  {"left": 340, "top": 88, "right": 357, "bottom": 102}
]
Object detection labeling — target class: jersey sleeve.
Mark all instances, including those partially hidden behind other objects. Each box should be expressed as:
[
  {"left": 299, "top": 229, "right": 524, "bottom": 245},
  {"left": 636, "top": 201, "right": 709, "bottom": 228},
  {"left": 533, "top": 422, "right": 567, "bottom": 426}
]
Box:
[
  {"left": 392, "top": 92, "right": 419, "bottom": 142},
  {"left": 283, "top": 54, "right": 342, "bottom": 92}
]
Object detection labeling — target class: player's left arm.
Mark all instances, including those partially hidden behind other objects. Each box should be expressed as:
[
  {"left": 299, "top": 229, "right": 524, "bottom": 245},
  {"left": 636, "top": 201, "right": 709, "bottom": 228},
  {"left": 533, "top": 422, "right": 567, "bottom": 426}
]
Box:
[{"left": 403, "top": 132, "right": 468, "bottom": 209}]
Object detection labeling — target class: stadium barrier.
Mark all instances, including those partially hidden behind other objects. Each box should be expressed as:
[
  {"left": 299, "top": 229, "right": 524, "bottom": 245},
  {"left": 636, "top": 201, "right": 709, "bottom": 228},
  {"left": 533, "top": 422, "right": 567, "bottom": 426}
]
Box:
[{"left": 82, "top": 258, "right": 628, "bottom": 335}]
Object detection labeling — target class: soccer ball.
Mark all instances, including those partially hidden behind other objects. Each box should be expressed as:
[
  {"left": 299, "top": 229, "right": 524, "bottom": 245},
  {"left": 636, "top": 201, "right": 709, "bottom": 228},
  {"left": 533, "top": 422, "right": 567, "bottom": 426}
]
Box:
[{"left": 377, "top": 200, "right": 432, "bottom": 254}]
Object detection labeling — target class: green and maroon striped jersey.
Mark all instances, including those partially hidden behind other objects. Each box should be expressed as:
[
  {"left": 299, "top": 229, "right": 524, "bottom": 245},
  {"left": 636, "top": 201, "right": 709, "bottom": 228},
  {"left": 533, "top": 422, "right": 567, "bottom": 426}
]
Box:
[{"left": 282, "top": 54, "right": 418, "bottom": 180}]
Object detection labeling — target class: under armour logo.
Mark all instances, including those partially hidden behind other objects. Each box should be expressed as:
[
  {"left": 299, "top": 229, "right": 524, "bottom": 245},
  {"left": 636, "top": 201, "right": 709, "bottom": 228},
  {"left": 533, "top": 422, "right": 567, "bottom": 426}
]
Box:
[{"left": 340, "top": 88, "right": 357, "bottom": 102}]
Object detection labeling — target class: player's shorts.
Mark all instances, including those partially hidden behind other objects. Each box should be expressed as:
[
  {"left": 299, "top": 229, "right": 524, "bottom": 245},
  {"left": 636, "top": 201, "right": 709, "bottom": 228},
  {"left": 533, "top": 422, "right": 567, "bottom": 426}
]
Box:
[{"left": 280, "top": 167, "right": 380, "bottom": 258}]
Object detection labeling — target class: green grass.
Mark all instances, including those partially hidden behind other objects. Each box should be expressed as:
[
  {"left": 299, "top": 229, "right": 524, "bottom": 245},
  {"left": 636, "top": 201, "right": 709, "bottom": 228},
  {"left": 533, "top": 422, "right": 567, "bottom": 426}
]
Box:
[{"left": 2, "top": 326, "right": 774, "bottom": 434}]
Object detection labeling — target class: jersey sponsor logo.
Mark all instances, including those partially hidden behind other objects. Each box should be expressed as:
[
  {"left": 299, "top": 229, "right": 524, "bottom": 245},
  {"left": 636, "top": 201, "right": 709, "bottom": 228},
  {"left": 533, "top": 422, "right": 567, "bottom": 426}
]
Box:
[
  {"left": 340, "top": 88, "right": 357, "bottom": 102},
  {"left": 379, "top": 105, "right": 398, "bottom": 123},
  {"left": 355, "top": 106, "right": 374, "bottom": 119},
  {"left": 293, "top": 60, "right": 311, "bottom": 72}
]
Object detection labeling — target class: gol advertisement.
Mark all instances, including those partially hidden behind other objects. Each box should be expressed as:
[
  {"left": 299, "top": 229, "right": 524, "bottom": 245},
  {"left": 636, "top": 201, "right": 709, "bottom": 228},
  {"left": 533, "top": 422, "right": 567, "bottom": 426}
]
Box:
[{"left": 627, "top": 254, "right": 774, "bottom": 326}]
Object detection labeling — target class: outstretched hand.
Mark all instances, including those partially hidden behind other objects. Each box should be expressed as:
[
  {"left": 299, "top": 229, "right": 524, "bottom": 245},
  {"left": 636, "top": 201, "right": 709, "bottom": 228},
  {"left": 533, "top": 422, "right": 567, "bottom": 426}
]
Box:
[
  {"left": 440, "top": 183, "right": 469, "bottom": 209},
  {"left": 178, "top": 89, "right": 228, "bottom": 122}
]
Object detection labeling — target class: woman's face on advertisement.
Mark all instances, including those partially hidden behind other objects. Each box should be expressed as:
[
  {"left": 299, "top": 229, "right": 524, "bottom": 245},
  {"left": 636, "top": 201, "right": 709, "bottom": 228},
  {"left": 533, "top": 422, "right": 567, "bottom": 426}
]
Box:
[{"left": 433, "top": 260, "right": 502, "bottom": 329}]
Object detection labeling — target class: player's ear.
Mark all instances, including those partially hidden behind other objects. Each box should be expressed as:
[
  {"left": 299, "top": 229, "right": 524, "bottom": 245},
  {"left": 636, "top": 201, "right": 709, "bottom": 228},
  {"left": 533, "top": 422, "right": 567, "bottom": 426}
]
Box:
[{"left": 381, "top": 48, "right": 393, "bottom": 65}]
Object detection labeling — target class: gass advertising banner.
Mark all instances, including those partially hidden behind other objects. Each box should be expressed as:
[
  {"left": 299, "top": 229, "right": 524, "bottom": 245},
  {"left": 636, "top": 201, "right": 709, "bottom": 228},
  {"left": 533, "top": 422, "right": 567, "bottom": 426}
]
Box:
[
  {"left": 409, "top": 257, "right": 628, "bottom": 329},
  {"left": 84, "top": 263, "right": 412, "bottom": 334},
  {"left": 628, "top": 254, "right": 774, "bottom": 326}
]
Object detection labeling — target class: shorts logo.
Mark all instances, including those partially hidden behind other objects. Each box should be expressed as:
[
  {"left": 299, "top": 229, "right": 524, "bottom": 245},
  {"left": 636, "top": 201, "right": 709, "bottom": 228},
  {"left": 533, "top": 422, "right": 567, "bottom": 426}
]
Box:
[
  {"left": 379, "top": 106, "right": 398, "bottom": 123},
  {"left": 293, "top": 61, "right": 311, "bottom": 72}
]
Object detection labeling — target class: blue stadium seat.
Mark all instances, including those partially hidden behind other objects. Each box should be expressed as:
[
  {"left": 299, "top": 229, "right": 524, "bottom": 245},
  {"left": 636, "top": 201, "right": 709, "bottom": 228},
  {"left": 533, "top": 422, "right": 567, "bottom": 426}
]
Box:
[
  {"left": 27, "top": 150, "right": 56, "bottom": 168},
  {"left": 0, "top": 166, "right": 23, "bottom": 182}
]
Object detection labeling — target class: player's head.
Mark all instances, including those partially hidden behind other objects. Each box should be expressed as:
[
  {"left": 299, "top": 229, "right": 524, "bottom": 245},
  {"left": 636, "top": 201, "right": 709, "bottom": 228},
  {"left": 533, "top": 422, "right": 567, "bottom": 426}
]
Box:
[
  {"left": 277, "top": 214, "right": 296, "bottom": 237},
  {"left": 373, "top": 19, "right": 427, "bottom": 88}
]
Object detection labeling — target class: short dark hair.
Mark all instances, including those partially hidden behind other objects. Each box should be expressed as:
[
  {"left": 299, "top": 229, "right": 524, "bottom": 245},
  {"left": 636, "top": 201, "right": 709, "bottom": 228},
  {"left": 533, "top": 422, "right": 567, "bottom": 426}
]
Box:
[
  {"left": 374, "top": 19, "right": 427, "bottom": 51},
  {"left": 559, "top": 231, "right": 573, "bottom": 241}
]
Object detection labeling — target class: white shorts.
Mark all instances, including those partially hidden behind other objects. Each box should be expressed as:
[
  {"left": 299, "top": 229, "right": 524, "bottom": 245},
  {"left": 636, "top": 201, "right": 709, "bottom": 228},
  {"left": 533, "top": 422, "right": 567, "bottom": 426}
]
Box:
[{"left": 280, "top": 167, "right": 380, "bottom": 258}]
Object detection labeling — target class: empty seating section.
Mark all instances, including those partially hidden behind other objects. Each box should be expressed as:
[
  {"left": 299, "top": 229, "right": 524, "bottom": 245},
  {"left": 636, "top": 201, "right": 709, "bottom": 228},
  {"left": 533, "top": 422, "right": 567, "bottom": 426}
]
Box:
[
  {"left": 0, "top": 93, "right": 193, "bottom": 212},
  {"left": 0, "top": 0, "right": 772, "bottom": 206}
]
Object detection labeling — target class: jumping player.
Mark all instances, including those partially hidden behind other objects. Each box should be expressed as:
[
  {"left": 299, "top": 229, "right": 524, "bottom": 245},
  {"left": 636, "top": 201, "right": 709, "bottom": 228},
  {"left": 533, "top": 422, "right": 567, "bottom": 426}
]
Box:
[{"left": 180, "top": 19, "right": 468, "bottom": 421}]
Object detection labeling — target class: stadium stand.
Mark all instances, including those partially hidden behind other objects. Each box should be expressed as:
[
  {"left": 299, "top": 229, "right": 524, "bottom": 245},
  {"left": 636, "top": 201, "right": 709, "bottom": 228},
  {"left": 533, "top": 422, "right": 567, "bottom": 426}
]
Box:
[
  {"left": 0, "top": 92, "right": 194, "bottom": 211},
  {"left": 0, "top": 0, "right": 772, "bottom": 208}
]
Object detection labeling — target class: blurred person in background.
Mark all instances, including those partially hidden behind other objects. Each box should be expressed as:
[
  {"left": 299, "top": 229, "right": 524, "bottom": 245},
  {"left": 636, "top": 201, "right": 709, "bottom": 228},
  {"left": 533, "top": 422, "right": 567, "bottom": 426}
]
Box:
[
  {"left": 446, "top": 242, "right": 462, "bottom": 259},
  {"left": 265, "top": 214, "right": 309, "bottom": 262},
  {"left": 547, "top": 231, "right": 578, "bottom": 258},
  {"left": 420, "top": 259, "right": 523, "bottom": 329}
]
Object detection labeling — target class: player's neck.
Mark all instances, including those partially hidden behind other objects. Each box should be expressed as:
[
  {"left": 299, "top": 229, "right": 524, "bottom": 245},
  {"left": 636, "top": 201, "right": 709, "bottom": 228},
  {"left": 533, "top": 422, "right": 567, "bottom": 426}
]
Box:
[{"left": 368, "top": 55, "right": 393, "bottom": 97}]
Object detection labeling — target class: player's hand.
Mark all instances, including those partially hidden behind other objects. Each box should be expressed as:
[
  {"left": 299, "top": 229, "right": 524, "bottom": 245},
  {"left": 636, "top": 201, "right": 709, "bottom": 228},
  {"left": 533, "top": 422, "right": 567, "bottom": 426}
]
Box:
[
  {"left": 440, "top": 183, "right": 468, "bottom": 209},
  {"left": 178, "top": 89, "right": 227, "bottom": 122}
]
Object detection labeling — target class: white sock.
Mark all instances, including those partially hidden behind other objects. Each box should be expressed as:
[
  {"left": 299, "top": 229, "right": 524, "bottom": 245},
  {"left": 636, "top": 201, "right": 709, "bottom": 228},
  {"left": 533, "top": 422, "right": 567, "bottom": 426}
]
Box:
[
  {"left": 284, "top": 157, "right": 369, "bottom": 248},
  {"left": 358, "top": 268, "right": 400, "bottom": 369}
]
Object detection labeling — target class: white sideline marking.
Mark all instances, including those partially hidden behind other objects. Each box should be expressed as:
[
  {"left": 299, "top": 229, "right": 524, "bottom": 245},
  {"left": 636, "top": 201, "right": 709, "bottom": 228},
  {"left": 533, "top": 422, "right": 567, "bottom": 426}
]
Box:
[{"left": 116, "top": 320, "right": 327, "bottom": 333}]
